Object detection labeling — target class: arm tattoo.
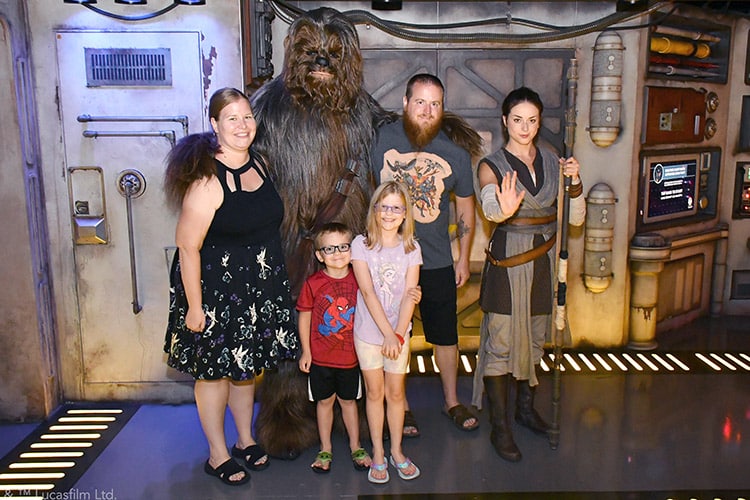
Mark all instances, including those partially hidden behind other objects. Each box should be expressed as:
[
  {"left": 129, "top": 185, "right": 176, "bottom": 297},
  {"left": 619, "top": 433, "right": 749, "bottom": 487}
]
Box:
[{"left": 456, "top": 214, "right": 471, "bottom": 239}]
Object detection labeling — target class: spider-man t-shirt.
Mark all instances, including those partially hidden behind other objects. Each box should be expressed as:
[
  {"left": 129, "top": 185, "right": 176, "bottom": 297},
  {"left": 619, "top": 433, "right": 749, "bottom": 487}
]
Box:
[{"left": 296, "top": 269, "right": 359, "bottom": 369}]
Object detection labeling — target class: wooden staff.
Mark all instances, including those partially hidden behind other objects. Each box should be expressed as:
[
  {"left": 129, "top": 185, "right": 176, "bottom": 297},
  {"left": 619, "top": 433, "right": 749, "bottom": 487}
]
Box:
[{"left": 549, "top": 58, "right": 578, "bottom": 450}]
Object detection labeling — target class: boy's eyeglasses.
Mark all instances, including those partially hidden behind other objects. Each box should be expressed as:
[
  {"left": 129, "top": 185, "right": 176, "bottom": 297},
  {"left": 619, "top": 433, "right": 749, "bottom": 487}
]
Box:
[
  {"left": 318, "top": 243, "right": 351, "bottom": 255},
  {"left": 375, "top": 204, "right": 406, "bottom": 215}
]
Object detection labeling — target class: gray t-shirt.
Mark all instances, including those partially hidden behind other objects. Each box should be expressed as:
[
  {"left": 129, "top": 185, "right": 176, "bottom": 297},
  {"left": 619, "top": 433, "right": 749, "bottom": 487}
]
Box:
[{"left": 371, "top": 119, "right": 474, "bottom": 270}]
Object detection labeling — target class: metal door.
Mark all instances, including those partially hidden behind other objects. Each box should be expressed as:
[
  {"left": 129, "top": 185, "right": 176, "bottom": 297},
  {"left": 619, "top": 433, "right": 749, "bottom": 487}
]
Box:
[{"left": 56, "top": 31, "right": 205, "bottom": 400}]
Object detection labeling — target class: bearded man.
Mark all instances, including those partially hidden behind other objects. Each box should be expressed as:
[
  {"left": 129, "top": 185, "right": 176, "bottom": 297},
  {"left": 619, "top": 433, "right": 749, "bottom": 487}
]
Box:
[{"left": 370, "top": 73, "right": 483, "bottom": 437}]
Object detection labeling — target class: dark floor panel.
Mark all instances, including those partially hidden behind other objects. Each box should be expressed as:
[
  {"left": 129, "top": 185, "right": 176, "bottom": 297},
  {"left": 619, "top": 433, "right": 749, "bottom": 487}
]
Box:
[
  {"left": 1, "top": 316, "right": 749, "bottom": 499},
  {"left": 360, "top": 493, "right": 750, "bottom": 500},
  {"left": 0, "top": 402, "right": 138, "bottom": 496},
  {"left": 63, "top": 371, "right": 750, "bottom": 498}
]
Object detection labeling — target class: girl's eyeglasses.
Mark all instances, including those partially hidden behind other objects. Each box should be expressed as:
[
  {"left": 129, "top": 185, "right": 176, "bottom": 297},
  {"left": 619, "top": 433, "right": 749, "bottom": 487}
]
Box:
[
  {"left": 375, "top": 204, "right": 406, "bottom": 215},
  {"left": 318, "top": 243, "right": 351, "bottom": 255}
]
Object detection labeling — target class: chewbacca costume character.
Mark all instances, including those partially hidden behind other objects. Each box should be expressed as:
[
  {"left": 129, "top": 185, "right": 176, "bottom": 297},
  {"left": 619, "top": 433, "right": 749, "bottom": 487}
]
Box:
[
  {"left": 250, "top": 7, "right": 393, "bottom": 460},
  {"left": 250, "top": 7, "right": 484, "bottom": 460}
]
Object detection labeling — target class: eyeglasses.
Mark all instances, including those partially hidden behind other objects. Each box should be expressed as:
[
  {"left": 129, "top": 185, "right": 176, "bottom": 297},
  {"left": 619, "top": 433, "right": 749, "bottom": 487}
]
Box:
[
  {"left": 375, "top": 204, "right": 406, "bottom": 215},
  {"left": 318, "top": 243, "right": 351, "bottom": 255}
]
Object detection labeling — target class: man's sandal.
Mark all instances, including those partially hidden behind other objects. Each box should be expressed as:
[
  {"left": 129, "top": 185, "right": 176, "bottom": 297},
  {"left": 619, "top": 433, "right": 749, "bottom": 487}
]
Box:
[
  {"left": 443, "top": 403, "right": 479, "bottom": 432},
  {"left": 204, "top": 458, "right": 250, "bottom": 486},
  {"left": 351, "top": 448, "right": 371, "bottom": 471},
  {"left": 231, "top": 444, "right": 270, "bottom": 471},
  {"left": 311, "top": 451, "right": 332, "bottom": 474},
  {"left": 403, "top": 410, "right": 420, "bottom": 438}
]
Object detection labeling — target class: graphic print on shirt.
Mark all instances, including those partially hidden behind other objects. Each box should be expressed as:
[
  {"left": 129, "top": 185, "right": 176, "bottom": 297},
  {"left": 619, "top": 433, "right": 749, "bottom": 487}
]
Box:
[
  {"left": 318, "top": 295, "right": 355, "bottom": 340},
  {"left": 309, "top": 274, "right": 359, "bottom": 365},
  {"left": 380, "top": 149, "right": 453, "bottom": 224},
  {"left": 377, "top": 262, "right": 399, "bottom": 315}
]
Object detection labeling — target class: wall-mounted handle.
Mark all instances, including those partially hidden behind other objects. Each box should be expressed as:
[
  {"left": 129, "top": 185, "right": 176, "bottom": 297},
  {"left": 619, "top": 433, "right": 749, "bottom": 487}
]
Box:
[
  {"left": 116, "top": 169, "right": 146, "bottom": 314},
  {"left": 83, "top": 130, "right": 176, "bottom": 147},
  {"left": 77, "top": 114, "right": 189, "bottom": 136}
]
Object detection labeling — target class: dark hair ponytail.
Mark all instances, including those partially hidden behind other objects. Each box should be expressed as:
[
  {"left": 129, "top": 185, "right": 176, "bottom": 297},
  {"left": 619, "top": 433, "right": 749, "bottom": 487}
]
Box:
[{"left": 163, "top": 132, "right": 219, "bottom": 210}]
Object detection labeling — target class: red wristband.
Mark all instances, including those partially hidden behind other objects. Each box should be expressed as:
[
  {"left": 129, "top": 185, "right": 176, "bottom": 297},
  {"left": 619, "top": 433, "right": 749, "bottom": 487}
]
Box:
[{"left": 395, "top": 333, "right": 405, "bottom": 345}]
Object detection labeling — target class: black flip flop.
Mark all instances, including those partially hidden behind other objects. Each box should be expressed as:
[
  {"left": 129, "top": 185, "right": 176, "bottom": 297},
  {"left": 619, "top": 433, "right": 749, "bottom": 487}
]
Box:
[
  {"left": 204, "top": 458, "right": 250, "bottom": 486},
  {"left": 403, "top": 410, "right": 420, "bottom": 438},
  {"left": 231, "top": 444, "right": 270, "bottom": 471}
]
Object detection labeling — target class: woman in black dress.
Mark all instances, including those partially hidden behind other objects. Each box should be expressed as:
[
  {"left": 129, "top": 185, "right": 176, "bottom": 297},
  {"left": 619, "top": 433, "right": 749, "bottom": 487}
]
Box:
[{"left": 164, "top": 88, "right": 298, "bottom": 485}]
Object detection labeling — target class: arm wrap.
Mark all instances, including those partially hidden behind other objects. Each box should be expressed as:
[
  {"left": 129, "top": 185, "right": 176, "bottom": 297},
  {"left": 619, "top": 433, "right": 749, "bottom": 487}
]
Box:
[
  {"left": 568, "top": 179, "right": 583, "bottom": 198},
  {"left": 480, "top": 184, "right": 510, "bottom": 223},
  {"left": 569, "top": 180, "right": 586, "bottom": 226}
]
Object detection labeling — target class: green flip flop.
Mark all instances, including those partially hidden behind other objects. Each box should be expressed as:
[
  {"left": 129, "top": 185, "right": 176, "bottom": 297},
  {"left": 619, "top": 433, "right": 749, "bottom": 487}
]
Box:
[
  {"left": 351, "top": 447, "right": 371, "bottom": 471},
  {"left": 311, "top": 450, "right": 332, "bottom": 474}
]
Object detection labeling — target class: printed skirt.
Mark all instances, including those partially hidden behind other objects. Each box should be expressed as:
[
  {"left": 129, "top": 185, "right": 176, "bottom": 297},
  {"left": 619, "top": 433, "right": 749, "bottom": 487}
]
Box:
[{"left": 164, "top": 239, "right": 299, "bottom": 380}]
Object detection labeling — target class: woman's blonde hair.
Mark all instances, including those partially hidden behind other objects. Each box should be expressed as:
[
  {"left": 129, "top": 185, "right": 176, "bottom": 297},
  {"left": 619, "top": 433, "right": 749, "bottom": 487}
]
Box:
[{"left": 365, "top": 181, "right": 417, "bottom": 253}]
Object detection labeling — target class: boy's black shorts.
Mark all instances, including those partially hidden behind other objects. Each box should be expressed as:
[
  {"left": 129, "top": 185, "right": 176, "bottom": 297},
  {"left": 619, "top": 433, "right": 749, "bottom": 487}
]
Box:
[{"left": 308, "top": 364, "right": 363, "bottom": 402}]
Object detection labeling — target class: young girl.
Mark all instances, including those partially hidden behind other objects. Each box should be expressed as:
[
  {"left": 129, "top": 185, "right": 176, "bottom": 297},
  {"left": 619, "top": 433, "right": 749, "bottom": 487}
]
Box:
[{"left": 351, "top": 181, "right": 422, "bottom": 484}]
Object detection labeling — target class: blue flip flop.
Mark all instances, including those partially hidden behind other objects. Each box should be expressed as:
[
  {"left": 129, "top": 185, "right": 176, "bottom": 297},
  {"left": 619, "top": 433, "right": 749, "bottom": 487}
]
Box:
[
  {"left": 367, "top": 461, "right": 389, "bottom": 484},
  {"left": 389, "top": 456, "right": 420, "bottom": 480}
]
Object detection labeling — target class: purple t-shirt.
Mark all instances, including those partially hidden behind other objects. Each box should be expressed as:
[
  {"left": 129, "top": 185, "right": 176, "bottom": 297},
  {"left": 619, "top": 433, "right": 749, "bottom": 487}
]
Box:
[{"left": 351, "top": 234, "right": 422, "bottom": 345}]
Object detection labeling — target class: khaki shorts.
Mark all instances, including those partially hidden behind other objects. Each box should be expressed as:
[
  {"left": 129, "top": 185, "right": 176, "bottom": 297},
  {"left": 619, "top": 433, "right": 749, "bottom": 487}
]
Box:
[{"left": 354, "top": 334, "right": 411, "bottom": 374}]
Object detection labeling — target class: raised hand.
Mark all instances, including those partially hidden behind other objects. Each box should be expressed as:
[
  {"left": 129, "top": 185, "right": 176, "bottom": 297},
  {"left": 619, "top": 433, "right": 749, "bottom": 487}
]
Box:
[{"left": 496, "top": 170, "right": 526, "bottom": 216}]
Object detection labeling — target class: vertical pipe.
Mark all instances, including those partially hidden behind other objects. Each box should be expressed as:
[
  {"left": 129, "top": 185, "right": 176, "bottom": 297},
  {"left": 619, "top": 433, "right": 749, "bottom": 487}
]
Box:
[
  {"left": 118, "top": 171, "right": 145, "bottom": 314},
  {"left": 550, "top": 58, "right": 577, "bottom": 451},
  {"left": 124, "top": 191, "right": 142, "bottom": 314}
]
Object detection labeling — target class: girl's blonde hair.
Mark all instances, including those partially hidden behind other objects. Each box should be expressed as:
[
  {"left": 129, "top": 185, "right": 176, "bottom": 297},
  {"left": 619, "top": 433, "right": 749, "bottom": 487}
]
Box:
[{"left": 365, "top": 181, "right": 417, "bottom": 253}]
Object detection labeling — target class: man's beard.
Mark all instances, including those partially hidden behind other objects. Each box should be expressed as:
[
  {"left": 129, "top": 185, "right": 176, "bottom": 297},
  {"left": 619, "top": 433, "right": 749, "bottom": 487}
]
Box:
[{"left": 403, "top": 112, "right": 442, "bottom": 150}]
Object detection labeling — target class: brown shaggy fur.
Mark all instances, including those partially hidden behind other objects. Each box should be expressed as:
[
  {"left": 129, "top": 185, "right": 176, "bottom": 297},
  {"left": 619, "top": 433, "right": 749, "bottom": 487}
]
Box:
[
  {"left": 250, "top": 7, "right": 391, "bottom": 298},
  {"left": 250, "top": 7, "right": 390, "bottom": 460},
  {"left": 249, "top": 7, "right": 483, "bottom": 460}
]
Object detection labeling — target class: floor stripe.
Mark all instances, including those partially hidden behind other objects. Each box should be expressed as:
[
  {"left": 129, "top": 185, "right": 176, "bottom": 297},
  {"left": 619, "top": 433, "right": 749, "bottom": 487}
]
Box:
[
  {"left": 407, "top": 350, "right": 750, "bottom": 376},
  {"left": 0, "top": 402, "right": 138, "bottom": 497}
]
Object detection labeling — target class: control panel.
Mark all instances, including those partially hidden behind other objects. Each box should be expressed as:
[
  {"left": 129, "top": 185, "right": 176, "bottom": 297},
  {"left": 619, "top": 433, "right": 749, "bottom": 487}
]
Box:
[{"left": 733, "top": 162, "right": 750, "bottom": 218}]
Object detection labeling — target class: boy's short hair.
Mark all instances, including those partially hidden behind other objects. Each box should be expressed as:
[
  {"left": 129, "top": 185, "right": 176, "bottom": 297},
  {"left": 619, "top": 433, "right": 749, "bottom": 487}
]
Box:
[{"left": 314, "top": 222, "right": 353, "bottom": 249}]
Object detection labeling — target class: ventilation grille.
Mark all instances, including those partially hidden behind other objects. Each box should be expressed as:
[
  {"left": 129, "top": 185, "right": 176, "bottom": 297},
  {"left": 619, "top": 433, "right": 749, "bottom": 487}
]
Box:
[
  {"left": 85, "top": 48, "right": 172, "bottom": 87},
  {"left": 731, "top": 270, "right": 750, "bottom": 299}
]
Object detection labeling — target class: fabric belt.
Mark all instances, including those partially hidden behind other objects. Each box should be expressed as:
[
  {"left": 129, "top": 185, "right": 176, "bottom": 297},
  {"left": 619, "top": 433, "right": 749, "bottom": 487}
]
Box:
[
  {"left": 485, "top": 236, "right": 555, "bottom": 268},
  {"left": 503, "top": 213, "right": 557, "bottom": 226}
]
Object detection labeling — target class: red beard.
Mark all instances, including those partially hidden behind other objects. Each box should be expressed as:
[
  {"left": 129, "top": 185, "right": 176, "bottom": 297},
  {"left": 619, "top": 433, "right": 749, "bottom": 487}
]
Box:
[{"left": 403, "top": 112, "right": 442, "bottom": 150}]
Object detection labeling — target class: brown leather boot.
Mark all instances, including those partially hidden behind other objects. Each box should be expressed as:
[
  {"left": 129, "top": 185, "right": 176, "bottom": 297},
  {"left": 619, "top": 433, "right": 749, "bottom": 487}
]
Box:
[
  {"left": 515, "top": 380, "right": 551, "bottom": 435},
  {"left": 483, "top": 375, "right": 521, "bottom": 462}
]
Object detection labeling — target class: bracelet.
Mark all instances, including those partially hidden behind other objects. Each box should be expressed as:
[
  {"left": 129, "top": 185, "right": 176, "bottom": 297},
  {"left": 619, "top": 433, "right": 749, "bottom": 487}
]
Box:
[
  {"left": 568, "top": 181, "right": 583, "bottom": 198},
  {"left": 394, "top": 333, "right": 405, "bottom": 345}
]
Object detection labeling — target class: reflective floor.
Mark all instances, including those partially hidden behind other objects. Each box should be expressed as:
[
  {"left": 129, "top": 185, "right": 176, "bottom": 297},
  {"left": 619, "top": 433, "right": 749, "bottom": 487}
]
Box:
[{"left": 2, "top": 315, "right": 750, "bottom": 499}]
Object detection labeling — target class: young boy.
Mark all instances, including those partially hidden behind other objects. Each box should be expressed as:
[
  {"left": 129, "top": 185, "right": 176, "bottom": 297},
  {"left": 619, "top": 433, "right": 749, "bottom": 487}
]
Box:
[{"left": 297, "top": 222, "right": 372, "bottom": 473}]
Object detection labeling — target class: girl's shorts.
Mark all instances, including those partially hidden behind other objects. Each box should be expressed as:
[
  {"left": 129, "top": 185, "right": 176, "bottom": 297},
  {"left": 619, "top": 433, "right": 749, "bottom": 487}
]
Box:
[{"left": 354, "top": 333, "right": 410, "bottom": 374}]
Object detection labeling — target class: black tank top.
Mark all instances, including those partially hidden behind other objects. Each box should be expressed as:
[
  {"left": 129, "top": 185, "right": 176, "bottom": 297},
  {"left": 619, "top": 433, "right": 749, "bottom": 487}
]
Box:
[{"left": 203, "top": 151, "right": 284, "bottom": 247}]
